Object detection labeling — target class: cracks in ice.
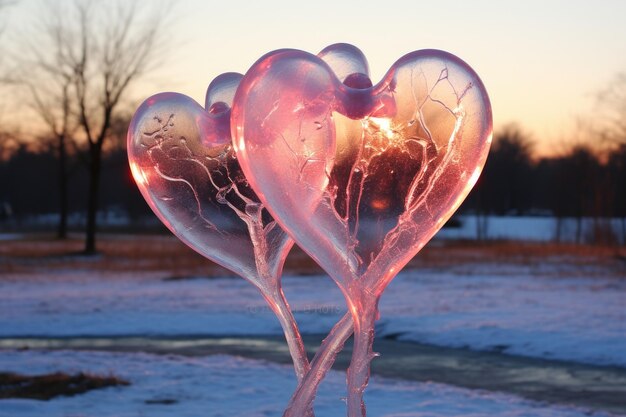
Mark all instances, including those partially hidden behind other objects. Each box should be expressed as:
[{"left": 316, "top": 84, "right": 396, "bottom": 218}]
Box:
[
  {"left": 141, "top": 113, "right": 281, "bottom": 271},
  {"left": 279, "top": 97, "right": 333, "bottom": 186},
  {"left": 343, "top": 124, "right": 368, "bottom": 265},
  {"left": 141, "top": 114, "right": 218, "bottom": 232},
  {"left": 322, "top": 65, "right": 471, "bottom": 278},
  {"left": 377, "top": 66, "right": 470, "bottom": 273}
]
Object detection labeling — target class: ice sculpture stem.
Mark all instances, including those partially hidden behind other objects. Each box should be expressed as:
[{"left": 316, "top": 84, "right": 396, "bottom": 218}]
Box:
[
  {"left": 283, "top": 313, "right": 354, "bottom": 417},
  {"left": 262, "top": 286, "right": 316, "bottom": 417},
  {"left": 346, "top": 293, "right": 378, "bottom": 417},
  {"left": 262, "top": 287, "right": 311, "bottom": 381}
]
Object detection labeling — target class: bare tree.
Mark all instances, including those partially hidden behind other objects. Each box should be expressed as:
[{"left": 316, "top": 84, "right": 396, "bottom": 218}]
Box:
[
  {"left": 480, "top": 125, "right": 535, "bottom": 211},
  {"left": 597, "top": 72, "right": 626, "bottom": 148},
  {"left": 0, "top": 1, "right": 17, "bottom": 166},
  {"left": 0, "top": 130, "right": 19, "bottom": 160},
  {"left": 592, "top": 72, "right": 626, "bottom": 245},
  {"left": 25, "top": 0, "right": 169, "bottom": 253},
  {"left": 19, "top": 14, "right": 76, "bottom": 239},
  {"left": 608, "top": 144, "right": 626, "bottom": 245}
]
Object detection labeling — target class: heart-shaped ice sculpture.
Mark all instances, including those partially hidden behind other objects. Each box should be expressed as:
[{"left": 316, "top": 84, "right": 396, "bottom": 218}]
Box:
[
  {"left": 233, "top": 44, "right": 492, "bottom": 416},
  {"left": 127, "top": 73, "right": 312, "bottom": 383},
  {"left": 128, "top": 73, "right": 293, "bottom": 285},
  {"left": 233, "top": 44, "right": 491, "bottom": 296}
]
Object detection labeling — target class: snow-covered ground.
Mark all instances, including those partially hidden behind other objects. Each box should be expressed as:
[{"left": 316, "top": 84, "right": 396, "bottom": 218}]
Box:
[
  {"left": 438, "top": 215, "right": 626, "bottom": 243},
  {"left": 1, "top": 264, "right": 624, "bottom": 367},
  {"left": 0, "top": 233, "right": 24, "bottom": 241},
  {"left": 1, "top": 236, "right": 624, "bottom": 416},
  {"left": 0, "top": 349, "right": 619, "bottom": 417}
]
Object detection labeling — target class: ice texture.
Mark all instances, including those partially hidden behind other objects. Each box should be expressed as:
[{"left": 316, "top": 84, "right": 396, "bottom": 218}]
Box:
[{"left": 233, "top": 44, "right": 492, "bottom": 415}]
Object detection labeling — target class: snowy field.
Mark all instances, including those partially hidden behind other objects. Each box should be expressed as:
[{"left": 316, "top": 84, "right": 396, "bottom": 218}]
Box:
[
  {"left": 0, "top": 349, "right": 619, "bottom": 417},
  {"left": 438, "top": 215, "right": 626, "bottom": 243},
  {"left": 1, "top": 232, "right": 624, "bottom": 416},
  {"left": 1, "top": 264, "right": 624, "bottom": 367}
]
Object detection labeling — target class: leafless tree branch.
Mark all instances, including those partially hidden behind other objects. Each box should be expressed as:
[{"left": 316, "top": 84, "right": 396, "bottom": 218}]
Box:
[
  {"left": 596, "top": 72, "right": 626, "bottom": 146},
  {"left": 15, "top": 0, "right": 174, "bottom": 248}
]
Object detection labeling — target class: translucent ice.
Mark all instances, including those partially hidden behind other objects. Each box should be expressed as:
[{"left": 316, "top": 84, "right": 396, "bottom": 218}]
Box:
[
  {"left": 233, "top": 44, "right": 492, "bottom": 416},
  {"left": 127, "top": 74, "right": 312, "bottom": 391}
]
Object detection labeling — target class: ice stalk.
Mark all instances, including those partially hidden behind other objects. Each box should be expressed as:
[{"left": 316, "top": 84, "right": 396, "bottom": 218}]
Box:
[
  {"left": 283, "top": 313, "right": 354, "bottom": 417},
  {"left": 260, "top": 284, "right": 315, "bottom": 417},
  {"left": 346, "top": 293, "right": 378, "bottom": 417},
  {"left": 262, "top": 287, "right": 311, "bottom": 381},
  {"left": 247, "top": 207, "right": 314, "bottom": 416}
]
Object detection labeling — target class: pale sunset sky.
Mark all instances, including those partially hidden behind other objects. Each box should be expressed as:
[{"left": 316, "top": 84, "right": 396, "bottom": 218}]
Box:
[{"left": 4, "top": 0, "right": 626, "bottom": 156}]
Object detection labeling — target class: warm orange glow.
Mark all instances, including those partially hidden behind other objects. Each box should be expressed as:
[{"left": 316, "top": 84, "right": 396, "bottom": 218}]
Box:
[
  {"left": 130, "top": 161, "right": 148, "bottom": 186},
  {"left": 371, "top": 198, "right": 389, "bottom": 211},
  {"left": 369, "top": 117, "right": 395, "bottom": 140}
]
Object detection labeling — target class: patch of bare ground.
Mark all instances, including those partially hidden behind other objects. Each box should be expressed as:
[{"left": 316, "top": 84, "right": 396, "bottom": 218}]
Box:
[
  {"left": 0, "top": 234, "right": 228, "bottom": 277},
  {"left": 0, "top": 371, "right": 129, "bottom": 400},
  {"left": 0, "top": 234, "right": 624, "bottom": 278}
]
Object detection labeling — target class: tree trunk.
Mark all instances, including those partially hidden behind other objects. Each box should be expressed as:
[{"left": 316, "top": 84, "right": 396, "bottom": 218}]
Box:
[
  {"left": 84, "top": 145, "right": 102, "bottom": 254},
  {"left": 57, "top": 134, "right": 68, "bottom": 240},
  {"left": 479, "top": 213, "right": 489, "bottom": 241}
]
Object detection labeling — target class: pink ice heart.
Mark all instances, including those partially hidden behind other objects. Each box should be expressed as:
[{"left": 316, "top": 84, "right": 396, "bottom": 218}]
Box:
[
  {"left": 233, "top": 44, "right": 492, "bottom": 298},
  {"left": 233, "top": 44, "right": 492, "bottom": 416},
  {"left": 127, "top": 72, "right": 292, "bottom": 291},
  {"left": 127, "top": 73, "right": 317, "bottom": 390}
]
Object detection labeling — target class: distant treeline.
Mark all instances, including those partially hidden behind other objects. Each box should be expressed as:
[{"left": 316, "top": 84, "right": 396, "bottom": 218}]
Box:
[
  {"left": 466, "top": 129, "right": 626, "bottom": 218},
  {"left": 1, "top": 125, "right": 625, "bottom": 242},
  {"left": 464, "top": 126, "right": 626, "bottom": 243},
  {"left": 0, "top": 145, "right": 151, "bottom": 222}
]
